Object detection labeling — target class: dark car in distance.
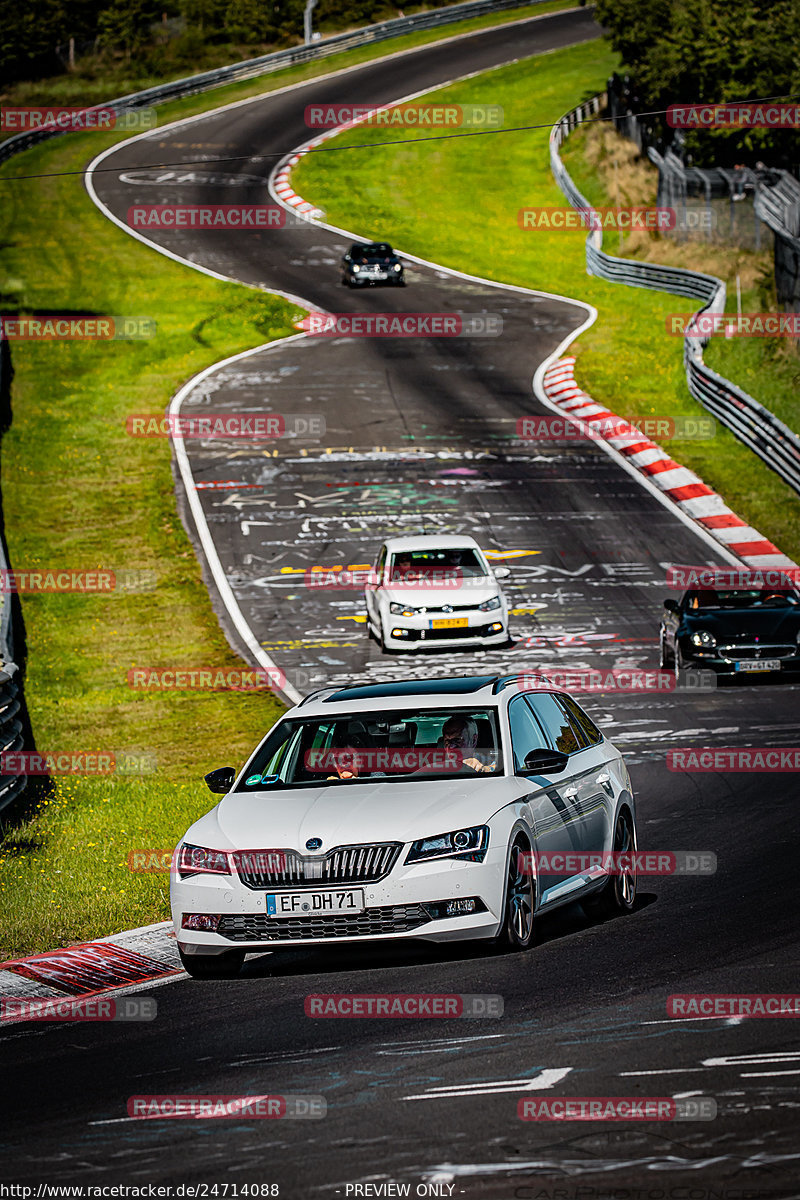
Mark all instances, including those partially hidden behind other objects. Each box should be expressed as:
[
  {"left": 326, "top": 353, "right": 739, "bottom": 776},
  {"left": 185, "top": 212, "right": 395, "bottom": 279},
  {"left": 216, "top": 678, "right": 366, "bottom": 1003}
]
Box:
[
  {"left": 341, "top": 242, "right": 405, "bottom": 287},
  {"left": 659, "top": 586, "right": 800, "bottom": 680}
]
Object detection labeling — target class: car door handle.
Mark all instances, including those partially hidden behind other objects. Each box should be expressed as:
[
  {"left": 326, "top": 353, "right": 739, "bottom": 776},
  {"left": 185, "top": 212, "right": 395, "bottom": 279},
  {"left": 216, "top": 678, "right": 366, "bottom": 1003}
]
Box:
[{"left": 563, "top": 786, "right": 578, "bottom": 798}]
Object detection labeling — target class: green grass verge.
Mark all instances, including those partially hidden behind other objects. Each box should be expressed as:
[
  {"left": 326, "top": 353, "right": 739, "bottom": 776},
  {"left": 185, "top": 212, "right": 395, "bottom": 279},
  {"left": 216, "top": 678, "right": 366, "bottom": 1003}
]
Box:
[
  {"left": 1, "top": 0, "right": 576, "bottom": 110},
  {"left": 293, "top": 39, "right": 800, "bottom": 564},
  {"left": 0, "top": 0, "right": 579, "bottom": 960}
]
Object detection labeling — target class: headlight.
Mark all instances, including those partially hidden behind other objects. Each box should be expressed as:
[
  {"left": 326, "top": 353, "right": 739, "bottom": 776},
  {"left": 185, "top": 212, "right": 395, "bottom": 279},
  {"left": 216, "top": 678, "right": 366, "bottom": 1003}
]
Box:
[
  {"left": 390, "top": 602, "right": 421, "bottom": 615},
  {"left": 405, "top": 825, "right": 489, "bottom": 864},
  {"left": 352, "top": 264, "right": 360, "bottom": 272},
  {"left": 479, "top": 595, "right": 502, "bottom": 612},
  {"left": 393, "top": 263, "right": 402, "bottom": 272},
  {"left": 177, "top": 843, "right": 231, "bottom": 879},
  {"left": 690, "top": 630, "right": 717, "bottom": 648}
]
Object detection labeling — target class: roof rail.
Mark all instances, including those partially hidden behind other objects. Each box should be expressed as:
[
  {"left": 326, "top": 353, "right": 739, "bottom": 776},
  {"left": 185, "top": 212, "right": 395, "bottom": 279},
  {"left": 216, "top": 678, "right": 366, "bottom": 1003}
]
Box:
[
  {"left": 491, "top": 673, "right": 551, "bottom": 695},
  {"left": 296, "top": 687, "right": 338, "bottom": 707}
]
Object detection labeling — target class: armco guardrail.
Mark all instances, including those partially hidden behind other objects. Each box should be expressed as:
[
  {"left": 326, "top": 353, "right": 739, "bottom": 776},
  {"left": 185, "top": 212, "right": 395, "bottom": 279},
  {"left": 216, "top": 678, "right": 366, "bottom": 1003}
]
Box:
[
  {"left": 550, "top": 95, "right": 800, "bottom": 497},
  {"left": 0, "top": 0, "right": 549, "bottom": 166},
  {"left": 0, "top": 340, "right": 26, "bottom": 813}
]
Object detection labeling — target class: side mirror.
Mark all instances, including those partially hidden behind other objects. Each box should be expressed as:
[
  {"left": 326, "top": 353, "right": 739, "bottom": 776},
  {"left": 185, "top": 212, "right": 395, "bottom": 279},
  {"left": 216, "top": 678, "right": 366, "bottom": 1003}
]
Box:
[
  {"left": 663, "top": 599, "right": 680, "bottom": 614},
  {"left": 343, "top": 253, "right": 351, "bottom": 261},
  {"left": 205, "top": 766, "right": 235, "bottom": 794},
  {"left": 522, "top": 748, "right": 569, "bottom": 775},
  {"left": 493, "top": 566, "right": 511, "bottom": 580}
]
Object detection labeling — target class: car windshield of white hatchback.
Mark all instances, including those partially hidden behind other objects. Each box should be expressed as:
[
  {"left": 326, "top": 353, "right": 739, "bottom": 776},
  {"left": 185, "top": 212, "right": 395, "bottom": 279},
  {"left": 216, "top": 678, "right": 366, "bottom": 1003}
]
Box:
[
  {"left": 686, "top": 588, "right": 800, "bottom": 609},
  {"left": 236, "top": 708, "right": 503, "bottom": 789},
  {"left": 389, "top": 549, "right": 486, "bottom": 583}
]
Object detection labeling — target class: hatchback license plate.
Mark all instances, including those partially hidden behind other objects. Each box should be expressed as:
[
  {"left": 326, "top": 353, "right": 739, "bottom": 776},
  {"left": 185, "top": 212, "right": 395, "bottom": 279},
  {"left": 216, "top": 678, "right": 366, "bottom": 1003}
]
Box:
[
  {"left": 431, "top": 617, "right": 469, "bottom": 629},
  {"left": 735, "top": 659, "right": 781, "bottom": 672},
  {"left": 266, "top": 889, "right": 365, "bottom": 917}
]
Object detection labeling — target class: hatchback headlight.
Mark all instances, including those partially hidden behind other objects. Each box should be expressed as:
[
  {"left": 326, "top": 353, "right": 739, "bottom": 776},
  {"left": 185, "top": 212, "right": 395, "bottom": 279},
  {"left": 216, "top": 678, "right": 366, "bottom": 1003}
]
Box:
[
  {"left": 690, "top": 630, "right": 717, "bottom": 648},
  {"left": 390, "top": 602, "right": 421, "bottom": 615},
  {"left": 393, "top": 263, "right": 402, "bottom": 272},
  {"left": 479, "top": 595, "right": 501, "bottom": 612},
  {"left": 406, "top": 825, "right": 489, "bottom": 864},
  {"left": 177, "top": 843, "right": 231, "bottom": 879},
  {"left": 352, "top": 264, "right": 360, "bottom": 272}
]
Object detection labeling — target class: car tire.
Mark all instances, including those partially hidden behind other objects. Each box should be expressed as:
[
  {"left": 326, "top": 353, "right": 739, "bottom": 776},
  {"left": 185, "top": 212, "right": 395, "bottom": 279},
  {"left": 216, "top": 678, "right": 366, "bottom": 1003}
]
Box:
[
  {"left": 496, "top": 839, "right": 536, "bottom": 951},
  {"left": 585, "top": 807, "right": 637, "bottom": 919},
  {"left": 179, "top": 947, "right": 245, "bottom": 979},
  {"left": 674, "top": 645, "right": 688, "bottom": 683},
  {"left": 659, "top": 631, "right": 674, "bottom": 668}
]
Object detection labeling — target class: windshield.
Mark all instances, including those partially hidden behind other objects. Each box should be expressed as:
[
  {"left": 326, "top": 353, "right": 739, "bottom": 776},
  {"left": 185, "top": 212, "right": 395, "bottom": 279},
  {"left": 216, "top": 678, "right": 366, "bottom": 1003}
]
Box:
[
  {"left": 389, "top": 548, "right": 487, "bottom": 582},
  {"left": 236, "top": 708, "right": 504, "bottom": 790},
  {"left": 685, "top": 589, "right": 800, "bottom": 610}
]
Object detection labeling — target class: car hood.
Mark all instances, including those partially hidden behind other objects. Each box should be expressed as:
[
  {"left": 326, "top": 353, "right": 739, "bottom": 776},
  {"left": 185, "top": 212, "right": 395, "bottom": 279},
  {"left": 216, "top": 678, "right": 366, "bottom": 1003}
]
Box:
[
  {"left": 381, "top": 582, "right": 499, "bottom": 607},
  {"left": 188, "top": 776, "right": 516, "bottom": 852},
  {"left": 683, "top": 608, "right": 800, "bottom": 640}
]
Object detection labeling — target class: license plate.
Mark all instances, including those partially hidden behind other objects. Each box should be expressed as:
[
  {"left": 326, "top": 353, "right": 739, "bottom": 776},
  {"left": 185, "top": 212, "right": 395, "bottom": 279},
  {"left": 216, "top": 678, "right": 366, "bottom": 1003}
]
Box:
[
  {"left": 266, "top": 889, "right": 365, "bottom": 917},
  {"left": 735, "top": 659, "right": 781, "bottom": 672},
  {"left": 430, "top": 617, "right": 469, "bottom": 629},
  {"left": 365, "top": 269, "right": 384, "bottom": 278}
]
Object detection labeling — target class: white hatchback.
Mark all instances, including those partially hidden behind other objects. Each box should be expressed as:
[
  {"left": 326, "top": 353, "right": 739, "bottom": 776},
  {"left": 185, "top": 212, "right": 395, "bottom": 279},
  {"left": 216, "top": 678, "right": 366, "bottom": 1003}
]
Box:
[
  {"left": 365, "top": 535, "right": 510, "bottom": 651},
  {"left": 171, "top": 674, "right": 638, "bottom": 978}
]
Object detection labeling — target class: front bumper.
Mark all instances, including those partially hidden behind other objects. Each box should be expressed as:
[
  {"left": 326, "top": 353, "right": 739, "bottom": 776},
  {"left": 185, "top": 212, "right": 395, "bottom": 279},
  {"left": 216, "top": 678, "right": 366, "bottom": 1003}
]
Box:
[
  {"left": 172, "top": 848, "right": 506, "bottom": 952},
  {"left": 682, "top": 645, "right": 800, "bottom": 676},
  {"left": 381, "top": 615, "right": 507, "bottom": 650}
]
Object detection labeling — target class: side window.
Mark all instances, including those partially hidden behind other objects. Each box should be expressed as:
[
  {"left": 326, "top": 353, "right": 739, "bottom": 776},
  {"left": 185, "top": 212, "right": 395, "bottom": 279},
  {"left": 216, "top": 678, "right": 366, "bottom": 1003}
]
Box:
[
  {"left": 508, "top": 696, "right": 549, "bottom": 771},
  {"left": 558, "top": 695, "right": 603, "bottom": 747},
  {"left": 526, "top": 693, "right": 582, "bottom": 755}
]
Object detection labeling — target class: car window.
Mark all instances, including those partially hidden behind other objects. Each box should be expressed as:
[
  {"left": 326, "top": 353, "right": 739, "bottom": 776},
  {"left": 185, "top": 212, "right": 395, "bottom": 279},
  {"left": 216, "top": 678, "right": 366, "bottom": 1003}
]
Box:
[
  {"left": 236, "top": 707, "right": 504, "bottom": 788},
  {"left": 557, "top": 695, "right": 603, "bottom": 747},
  {"left": 508, "top": 696, "right": 550, "bottom": 771},
  {"left": 526, "top": 693, "right": 582, "bottom": 755}
]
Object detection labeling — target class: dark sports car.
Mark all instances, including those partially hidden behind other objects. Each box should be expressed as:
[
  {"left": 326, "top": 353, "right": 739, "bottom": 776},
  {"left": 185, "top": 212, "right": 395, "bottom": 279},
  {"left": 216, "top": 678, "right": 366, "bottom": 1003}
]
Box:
[
  {"left": 659, "top": 586, "right": 800, "bottom": 679},
  {"left": 341, "top": 241, "right": 405, "bottom": 287}
]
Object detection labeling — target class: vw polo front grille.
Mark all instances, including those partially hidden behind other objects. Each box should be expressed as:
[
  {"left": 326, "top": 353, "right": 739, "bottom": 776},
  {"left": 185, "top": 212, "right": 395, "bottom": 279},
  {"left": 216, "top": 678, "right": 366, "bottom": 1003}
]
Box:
[{"left": 235, "top": 842, "right": 401, "bottom": 890}]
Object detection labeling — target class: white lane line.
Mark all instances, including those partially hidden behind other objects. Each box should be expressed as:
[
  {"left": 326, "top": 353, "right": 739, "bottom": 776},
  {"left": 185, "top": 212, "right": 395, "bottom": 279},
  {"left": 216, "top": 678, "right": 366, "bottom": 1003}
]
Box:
[
  {"left": 619, "top": 1068, "right": 705, "bottom": 1076},
  {"left": 402, "top": 1066, "right": 572, "bottom": 1101},
  {"left": 740, "top": 1069, "right": 800, "bottom": 1078},
  {"left": 704, "top": 1052, "right": 800, "bottom": 1067}
]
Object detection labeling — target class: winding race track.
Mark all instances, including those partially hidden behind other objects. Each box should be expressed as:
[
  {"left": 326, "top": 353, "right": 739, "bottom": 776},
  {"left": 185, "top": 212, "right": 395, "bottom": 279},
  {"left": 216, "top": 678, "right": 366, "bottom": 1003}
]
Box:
[{"left": 4, "top": 7, "right": 800, "bottom": 1195}]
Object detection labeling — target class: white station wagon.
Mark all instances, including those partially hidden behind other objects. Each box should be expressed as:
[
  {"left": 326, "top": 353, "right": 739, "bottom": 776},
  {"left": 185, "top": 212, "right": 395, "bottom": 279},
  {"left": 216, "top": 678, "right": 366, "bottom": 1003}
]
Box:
[
  {"left": 364, "top": 535, "right": 510, "bottom": 651},
  {"left": 172, "top": 675, "right": 638, "bottom": 977}
]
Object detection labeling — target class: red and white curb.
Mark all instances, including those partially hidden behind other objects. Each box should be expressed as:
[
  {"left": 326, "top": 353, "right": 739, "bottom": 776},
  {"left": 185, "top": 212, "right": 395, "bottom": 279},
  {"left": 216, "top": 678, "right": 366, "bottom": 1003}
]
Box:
[
  {"left": 0, "top": 921, "right": 182, "bottom": 1024},
  {"left": 542, "top": 357, "right": 797, "bottom": 571}
]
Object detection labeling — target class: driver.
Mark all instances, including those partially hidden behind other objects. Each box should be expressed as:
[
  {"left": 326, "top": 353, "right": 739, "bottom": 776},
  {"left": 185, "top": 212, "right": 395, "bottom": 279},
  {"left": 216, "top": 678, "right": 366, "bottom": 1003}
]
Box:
[{"left": 441, "top": 715, "right": 495, "bottom": 774}]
